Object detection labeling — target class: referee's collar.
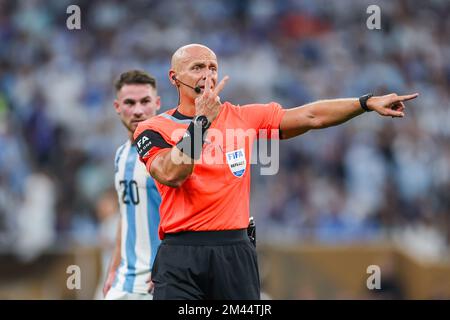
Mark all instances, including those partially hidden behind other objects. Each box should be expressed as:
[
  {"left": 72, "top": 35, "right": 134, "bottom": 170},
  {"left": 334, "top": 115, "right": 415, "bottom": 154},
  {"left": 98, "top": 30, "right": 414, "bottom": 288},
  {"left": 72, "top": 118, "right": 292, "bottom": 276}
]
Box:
[{"left": 173, "top": 108, "right": 193, "bottom": 120}]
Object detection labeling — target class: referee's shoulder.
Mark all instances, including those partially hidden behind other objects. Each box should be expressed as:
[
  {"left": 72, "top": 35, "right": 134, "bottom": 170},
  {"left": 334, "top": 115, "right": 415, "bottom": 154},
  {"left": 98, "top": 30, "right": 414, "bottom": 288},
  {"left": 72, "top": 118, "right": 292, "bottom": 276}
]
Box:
[
  {"left": 141, "top": 108, "right": 176, "bottom": 127},
  {"left": 134, "top": 109, "right": 175, "bottom": 140}
]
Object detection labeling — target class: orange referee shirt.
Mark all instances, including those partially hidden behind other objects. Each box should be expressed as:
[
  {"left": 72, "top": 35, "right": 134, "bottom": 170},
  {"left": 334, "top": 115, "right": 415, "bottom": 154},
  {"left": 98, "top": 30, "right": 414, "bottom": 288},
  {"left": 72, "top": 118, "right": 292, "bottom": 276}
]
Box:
[{"left": 134, "top": 101, "right": 286, "bottom": 239}]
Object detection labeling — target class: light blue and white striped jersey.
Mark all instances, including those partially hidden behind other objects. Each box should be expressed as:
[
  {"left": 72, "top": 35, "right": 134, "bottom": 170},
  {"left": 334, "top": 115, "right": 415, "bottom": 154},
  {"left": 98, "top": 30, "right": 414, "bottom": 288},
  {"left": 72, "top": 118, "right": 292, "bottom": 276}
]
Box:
[{"left": 112, "top": 140, "right": 161, "bottom": 294}]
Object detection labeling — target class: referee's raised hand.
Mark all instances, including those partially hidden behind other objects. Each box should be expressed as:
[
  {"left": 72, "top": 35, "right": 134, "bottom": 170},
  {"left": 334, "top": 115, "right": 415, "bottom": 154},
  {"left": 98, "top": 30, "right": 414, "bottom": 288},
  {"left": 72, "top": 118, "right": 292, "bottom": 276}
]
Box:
[
  {"left": 195, "top": 74, "right": 229, "bottom": 122},
  {"left": 367, "top": 92, "right": 419, "bottom": 117}
]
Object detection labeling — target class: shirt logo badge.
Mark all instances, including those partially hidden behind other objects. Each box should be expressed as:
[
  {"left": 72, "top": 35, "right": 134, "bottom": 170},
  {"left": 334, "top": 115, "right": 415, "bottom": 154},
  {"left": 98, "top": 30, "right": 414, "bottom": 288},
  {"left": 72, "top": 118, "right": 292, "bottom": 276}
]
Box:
[{"left": 226, "top": 148, "right": 246, "bottom": 178}]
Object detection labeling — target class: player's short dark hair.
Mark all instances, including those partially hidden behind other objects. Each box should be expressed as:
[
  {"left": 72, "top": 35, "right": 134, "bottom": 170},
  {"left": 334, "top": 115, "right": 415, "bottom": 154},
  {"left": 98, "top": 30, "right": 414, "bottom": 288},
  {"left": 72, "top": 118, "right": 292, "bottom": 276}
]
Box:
[{"left": 114, "top": 70, "right": 157, "bottom": 92}]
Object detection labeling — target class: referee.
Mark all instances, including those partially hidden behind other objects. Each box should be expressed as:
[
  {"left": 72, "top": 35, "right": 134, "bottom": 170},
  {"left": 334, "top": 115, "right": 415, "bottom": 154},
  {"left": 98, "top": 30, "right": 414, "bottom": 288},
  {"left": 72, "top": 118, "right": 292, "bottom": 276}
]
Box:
[{"left": 134, "top": 44, "right": 418, "bottom": 300}]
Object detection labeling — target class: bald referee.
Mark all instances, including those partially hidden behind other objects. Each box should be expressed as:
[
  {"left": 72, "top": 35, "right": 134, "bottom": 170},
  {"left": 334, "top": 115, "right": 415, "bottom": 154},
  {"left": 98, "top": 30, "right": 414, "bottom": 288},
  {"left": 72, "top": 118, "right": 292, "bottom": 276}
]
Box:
[{"left": 133, "top": 44, "right": 419, "bottom": 300}]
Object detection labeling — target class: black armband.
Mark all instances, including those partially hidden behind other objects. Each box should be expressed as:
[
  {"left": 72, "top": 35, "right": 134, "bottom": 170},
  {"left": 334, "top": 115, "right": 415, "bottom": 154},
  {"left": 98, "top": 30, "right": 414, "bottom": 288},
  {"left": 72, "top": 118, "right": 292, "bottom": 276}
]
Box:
[
  {"left": 175, "top": 119, "right": 209, "bottom": 160},
  {"left": 135, "top": 130, "right": 171, "bottom": 158}
]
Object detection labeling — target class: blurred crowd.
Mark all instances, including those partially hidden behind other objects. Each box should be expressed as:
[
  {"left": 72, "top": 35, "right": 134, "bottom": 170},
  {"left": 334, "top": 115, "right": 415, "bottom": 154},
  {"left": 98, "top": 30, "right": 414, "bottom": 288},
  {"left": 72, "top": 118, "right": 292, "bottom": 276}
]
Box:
[{"left": 0, "top": 0, "right": 449, "bottom": 262}]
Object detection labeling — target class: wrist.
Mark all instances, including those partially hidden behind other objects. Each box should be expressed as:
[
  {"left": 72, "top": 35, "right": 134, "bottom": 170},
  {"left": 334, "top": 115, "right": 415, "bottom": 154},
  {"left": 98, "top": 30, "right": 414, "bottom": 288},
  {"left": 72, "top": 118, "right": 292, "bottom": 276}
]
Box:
[
  {"left": 176, "top": 118, "right": 209, "bottom": 160},
  {"left": 359, "top": 93, "right": 374, "bottom": 112},
  {"left": 193, "top": 115, "right": 211, "bottom": 130}
]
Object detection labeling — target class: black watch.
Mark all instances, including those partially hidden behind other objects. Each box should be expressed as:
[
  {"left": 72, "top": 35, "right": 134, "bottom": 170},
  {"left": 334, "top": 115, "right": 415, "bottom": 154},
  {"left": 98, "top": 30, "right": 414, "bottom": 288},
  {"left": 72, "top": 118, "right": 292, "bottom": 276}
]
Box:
[
  {"left": 359, "top": 93, "right": 374, "bottom": 112},
  {"left": 193, "top": 115, "right": 211, "bottom": 130}
]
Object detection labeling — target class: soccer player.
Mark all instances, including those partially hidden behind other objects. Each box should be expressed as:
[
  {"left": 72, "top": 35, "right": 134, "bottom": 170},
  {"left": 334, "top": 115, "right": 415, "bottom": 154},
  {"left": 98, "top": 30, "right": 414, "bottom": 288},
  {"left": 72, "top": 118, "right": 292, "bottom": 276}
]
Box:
[
  {"left": 133, "top": 44, "right": 419, "bottom": 300},
  {"left": 103, "top": 70, "right": 161, "bottom": 300}
]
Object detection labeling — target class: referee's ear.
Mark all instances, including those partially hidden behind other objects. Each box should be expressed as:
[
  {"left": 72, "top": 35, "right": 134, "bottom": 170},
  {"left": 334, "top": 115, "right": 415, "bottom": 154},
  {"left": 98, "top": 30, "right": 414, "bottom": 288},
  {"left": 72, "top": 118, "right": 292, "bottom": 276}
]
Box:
[{"left": 169, "top": 70, "right": 177, "bottom": 86}]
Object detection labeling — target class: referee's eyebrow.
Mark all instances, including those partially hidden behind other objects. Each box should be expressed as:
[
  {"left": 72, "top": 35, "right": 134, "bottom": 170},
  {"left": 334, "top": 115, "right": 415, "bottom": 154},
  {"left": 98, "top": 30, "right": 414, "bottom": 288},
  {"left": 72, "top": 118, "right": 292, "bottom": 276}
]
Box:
[
  {"left": 191, "top": 62, "right": 206, "bottom": 69},
  {"left": 190, "top": 61, "right": 217, "bottom": 69}
]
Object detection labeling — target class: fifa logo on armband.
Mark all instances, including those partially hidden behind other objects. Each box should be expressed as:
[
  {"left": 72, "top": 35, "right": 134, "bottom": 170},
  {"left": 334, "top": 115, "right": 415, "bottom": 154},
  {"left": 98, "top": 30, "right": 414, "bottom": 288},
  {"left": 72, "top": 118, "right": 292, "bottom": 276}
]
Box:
[
  {"left": 137, "top": 136, "right": 149, "bottom": 149},
  {"left": 135, "top": 133, "right": 152, "bottom": 157}
]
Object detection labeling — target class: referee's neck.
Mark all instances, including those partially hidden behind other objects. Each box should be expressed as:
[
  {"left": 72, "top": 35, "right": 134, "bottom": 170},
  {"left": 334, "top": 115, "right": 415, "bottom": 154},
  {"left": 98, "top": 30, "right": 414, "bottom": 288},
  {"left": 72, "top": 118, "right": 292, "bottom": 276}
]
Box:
[{"left": 177, "top": 103, "right": 196, "bottom": 118}]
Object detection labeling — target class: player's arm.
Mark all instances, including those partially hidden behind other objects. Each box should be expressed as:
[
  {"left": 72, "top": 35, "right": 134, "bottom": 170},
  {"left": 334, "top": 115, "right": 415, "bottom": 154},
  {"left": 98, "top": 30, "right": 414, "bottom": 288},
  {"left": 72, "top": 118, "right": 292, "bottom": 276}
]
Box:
[
  {"left": 103, "top": 221, "right": 121, "bottom": 297},
  {"left": 279, "top": 93, "right": 419, "bottom": 139}
]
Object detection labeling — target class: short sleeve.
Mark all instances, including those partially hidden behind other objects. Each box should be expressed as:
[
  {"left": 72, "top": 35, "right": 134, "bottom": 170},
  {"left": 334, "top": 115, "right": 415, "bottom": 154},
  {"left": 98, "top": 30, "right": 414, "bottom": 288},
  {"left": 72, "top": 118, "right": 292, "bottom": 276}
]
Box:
[{"left": 240, "top": 102, "right": 286, "bottom": 138}]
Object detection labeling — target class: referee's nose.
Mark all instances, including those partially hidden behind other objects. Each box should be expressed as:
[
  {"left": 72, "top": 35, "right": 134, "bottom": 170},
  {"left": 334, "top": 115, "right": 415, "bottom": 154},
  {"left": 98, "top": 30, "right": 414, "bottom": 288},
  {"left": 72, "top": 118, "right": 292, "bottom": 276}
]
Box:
[{"left": 202, "top": 70, "right": 217, "bottom": 86}]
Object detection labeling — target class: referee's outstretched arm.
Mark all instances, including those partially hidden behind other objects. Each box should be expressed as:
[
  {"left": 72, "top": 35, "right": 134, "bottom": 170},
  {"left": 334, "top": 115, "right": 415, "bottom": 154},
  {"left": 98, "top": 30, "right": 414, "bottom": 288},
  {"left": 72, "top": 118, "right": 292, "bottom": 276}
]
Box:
[{"left": 279, "top": 93, "right": 419, "bottom": 139}]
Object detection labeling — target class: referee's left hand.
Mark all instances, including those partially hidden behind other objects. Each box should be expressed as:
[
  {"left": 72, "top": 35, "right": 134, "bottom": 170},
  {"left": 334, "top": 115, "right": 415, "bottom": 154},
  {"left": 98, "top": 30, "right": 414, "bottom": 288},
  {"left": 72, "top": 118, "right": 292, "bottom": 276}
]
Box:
[
  {"left": 195, "top": 74, "right": 229, "bottom": 123},
  {"left": 367, "top": 92, "right": 419, "bottom": 117}
]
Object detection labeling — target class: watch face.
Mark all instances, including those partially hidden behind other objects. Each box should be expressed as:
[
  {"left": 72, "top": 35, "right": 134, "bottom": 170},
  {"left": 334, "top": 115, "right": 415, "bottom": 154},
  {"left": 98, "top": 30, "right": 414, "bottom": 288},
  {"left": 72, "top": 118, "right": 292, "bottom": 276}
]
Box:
[{"left": 196, "top": 116, "right": 208, "bottom": 128}]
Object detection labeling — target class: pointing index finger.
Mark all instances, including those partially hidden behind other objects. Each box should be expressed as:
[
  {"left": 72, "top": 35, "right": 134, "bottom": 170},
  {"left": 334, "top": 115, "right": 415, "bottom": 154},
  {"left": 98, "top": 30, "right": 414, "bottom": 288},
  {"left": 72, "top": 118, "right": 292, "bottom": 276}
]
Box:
[{"left": 396, "top": 93, "right": 419, "bottom": 102}]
